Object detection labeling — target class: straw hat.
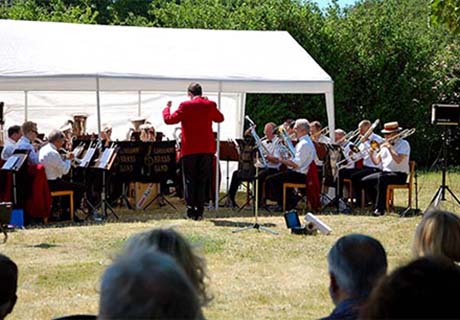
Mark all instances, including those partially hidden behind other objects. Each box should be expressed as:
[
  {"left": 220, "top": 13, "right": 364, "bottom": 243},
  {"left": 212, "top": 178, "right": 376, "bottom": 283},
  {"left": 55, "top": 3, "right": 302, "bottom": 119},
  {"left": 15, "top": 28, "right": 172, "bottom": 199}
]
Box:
[{"left": 381, "top": 121, "right": 402, "bottom": 134}]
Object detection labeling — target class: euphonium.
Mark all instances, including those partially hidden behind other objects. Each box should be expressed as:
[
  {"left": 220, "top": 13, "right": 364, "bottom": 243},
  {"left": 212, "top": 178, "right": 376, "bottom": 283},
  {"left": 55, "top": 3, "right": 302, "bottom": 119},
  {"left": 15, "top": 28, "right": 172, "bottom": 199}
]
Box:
[
  {"left": 127, "top": 116, "right": 147, "bottom": 140},
  {"left": 276, "top": 126, "right": 296, "bottom": 159}
]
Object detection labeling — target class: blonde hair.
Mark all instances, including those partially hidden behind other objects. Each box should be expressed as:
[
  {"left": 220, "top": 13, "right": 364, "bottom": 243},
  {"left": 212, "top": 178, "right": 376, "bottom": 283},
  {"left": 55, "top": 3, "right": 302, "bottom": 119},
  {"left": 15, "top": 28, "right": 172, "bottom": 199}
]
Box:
[{"left": 412, "top": 210, "right": 460, "bottom": 262}]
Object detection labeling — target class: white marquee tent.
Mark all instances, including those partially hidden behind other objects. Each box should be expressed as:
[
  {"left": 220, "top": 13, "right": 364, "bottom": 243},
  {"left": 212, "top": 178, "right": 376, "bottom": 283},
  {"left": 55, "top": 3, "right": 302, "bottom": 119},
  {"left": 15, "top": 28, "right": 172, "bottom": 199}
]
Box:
[{"left": 0, "top": 19, "right": 335, "bottom": 203}]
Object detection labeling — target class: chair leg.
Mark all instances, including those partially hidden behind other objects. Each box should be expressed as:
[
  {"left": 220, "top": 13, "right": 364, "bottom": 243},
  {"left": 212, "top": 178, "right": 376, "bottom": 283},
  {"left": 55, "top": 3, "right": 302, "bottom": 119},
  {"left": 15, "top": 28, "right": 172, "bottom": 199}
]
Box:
[
  {"left": 70, "top": 192, "right": 74, "bottom": 221},
  {"left": 283, "top": 184, "right": 287, "bottom": 212},
  {"left": 408, "top": 187, "right": 412, "bottom": 208},
  {"left": 386, "top": 188, "right": 391, "bottom": 212}
]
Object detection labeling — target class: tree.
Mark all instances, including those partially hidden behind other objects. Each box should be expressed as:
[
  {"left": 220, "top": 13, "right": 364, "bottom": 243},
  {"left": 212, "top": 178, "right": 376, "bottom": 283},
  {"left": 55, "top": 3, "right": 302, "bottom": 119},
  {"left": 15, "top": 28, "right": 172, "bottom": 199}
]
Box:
[{"left": 431, "top": 0, "right": 460, "bottom": 34}]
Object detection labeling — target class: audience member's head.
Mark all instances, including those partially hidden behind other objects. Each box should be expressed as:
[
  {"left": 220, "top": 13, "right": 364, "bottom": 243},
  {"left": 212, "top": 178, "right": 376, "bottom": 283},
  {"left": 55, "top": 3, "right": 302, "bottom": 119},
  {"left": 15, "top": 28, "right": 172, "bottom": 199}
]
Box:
[
  {"left": 327, "top": 234, "right": 387, "bottom": 305},
  {"left": 7, "top": 126, "right": 21, "bottom": 142},
  {"left": 0, "top": 254, "right": 18, "bottom": 319},
  {"left": 99, "top": 249, "right": 201, "bottom": 320},
  {"left": 413, "top": 210, "right": 460, "bottom": 262},
  {"left": 123, "top": 228, "right": 211, "bottom": 306},
  {"left": 360, "top": 257, "right": 460, "bottom": 319}
]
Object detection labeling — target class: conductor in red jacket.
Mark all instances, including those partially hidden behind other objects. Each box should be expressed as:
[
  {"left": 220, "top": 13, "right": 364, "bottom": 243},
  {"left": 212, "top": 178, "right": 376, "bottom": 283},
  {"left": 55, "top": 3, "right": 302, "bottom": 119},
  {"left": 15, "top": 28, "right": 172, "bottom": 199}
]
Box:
[{"left": 163, "top": 83, "right": 224, "bottom": 220}]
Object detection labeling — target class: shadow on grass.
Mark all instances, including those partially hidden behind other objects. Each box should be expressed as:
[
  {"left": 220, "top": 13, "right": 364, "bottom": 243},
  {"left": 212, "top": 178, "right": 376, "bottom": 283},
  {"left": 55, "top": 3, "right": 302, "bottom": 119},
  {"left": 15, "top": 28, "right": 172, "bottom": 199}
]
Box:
[
  {"left": 209, "top": 219, "right": 277, "bottom": 228},
  {"left": 27, "top": 243, "right": 60, "bottom": 249}
]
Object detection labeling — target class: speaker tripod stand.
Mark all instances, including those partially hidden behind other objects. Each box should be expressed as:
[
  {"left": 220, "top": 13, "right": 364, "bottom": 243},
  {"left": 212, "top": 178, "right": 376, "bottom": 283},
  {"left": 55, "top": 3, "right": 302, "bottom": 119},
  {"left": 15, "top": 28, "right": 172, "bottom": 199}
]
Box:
[{"left": 426, "top": 127, "right": 460, "bottom": 211}]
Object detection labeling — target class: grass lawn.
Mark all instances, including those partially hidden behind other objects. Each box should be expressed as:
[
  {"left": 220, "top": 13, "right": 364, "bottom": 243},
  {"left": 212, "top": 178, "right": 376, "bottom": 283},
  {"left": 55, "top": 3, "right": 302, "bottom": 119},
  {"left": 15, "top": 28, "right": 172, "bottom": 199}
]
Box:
[{"left": 2, "top": 170, "right": 460, "bottom": 319}]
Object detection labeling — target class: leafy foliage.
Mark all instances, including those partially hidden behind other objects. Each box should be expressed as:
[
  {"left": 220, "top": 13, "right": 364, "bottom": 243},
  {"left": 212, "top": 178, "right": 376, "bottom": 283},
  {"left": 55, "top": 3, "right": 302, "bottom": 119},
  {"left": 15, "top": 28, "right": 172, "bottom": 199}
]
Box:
[
  {"left": 1, "top": 0, "right": 459, "bottom": 166},
  {"left": 431, "top": 0, "right": 460, "bottom": 34}
]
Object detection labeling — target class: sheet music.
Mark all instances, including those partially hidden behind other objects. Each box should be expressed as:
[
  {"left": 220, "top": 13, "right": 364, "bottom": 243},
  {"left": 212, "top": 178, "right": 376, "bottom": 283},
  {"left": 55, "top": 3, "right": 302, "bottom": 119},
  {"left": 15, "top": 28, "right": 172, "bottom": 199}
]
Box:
[
  {"left": 1, "top": 156, "right": 18, "bottom": 170},
  {"left": 79, "top": 147, "right": 96, "bottom": 168},
  {"left": 97, "top": 148, "right": 115, "bottom": 169}
]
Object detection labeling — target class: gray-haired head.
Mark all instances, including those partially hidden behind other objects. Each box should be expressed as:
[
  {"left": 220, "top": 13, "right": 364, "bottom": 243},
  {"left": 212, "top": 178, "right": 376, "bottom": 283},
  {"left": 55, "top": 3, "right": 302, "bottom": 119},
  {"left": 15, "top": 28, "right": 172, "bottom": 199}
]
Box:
[
  {"left": 294, "top": 118, "right": 310, "bottom": 134},
  {"left": 99, "top": 249, "right": 201, "bottom": 320},
  {"left": 328, "top": 234, "right": 387, "bottom": 299},
  {"left": 47, "top": 129, "right": 65, "bottom": 143}
]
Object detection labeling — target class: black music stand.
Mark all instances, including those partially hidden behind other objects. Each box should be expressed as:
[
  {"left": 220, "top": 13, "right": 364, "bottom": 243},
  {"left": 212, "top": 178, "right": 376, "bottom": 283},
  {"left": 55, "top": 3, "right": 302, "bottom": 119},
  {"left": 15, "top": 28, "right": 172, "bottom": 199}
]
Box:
[
  {"left": 233, "top": 153, "right": 278, "bottom": 235},
  {"left": 1, "top": 153, "right": 28, "bottom": 207},
  {"left": 218, "top": 140, "right": 240, "bottom": 205},
  {"left": 77, "top": 142, "right": 99, "bottom": 218},
  {"left": 141, "top": 141, "right": 177, "bottom": 211},
  {"left": 94, "top": 144, "right": 119, "bottom": 219}
]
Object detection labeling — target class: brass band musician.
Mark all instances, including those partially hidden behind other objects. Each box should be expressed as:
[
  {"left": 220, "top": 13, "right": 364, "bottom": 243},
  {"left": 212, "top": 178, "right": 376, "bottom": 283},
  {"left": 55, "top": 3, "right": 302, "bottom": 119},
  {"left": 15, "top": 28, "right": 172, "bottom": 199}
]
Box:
[
  {"left": 13, "top": 121, "right": 40, "bottom": 164},
  {"left": 265, "top": 119, "right": 316, "bottom": 211},
  {"left": 39, "top": 129, "right": 84, "bottom": 222},
  {"left": 1, "top": 125, "right": 22, "bottom": 161},
  {"left": 226, "top": 122, "right": 281, "bottom": 208},
  {"left": 361, "top": 122, "right": 411, "bottom": 216},
  {"left": 139, "top": 123, "right": 156, "bottom": 142},
  {"left": 349, "top": 120, "right": 384, "bottom": 206}
]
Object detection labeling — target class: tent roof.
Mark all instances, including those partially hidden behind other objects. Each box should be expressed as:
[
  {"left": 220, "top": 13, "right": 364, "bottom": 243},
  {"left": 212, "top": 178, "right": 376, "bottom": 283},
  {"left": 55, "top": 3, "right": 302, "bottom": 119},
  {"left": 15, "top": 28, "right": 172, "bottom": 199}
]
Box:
[{"left": 0, "top": 19, "right": 333, "bottom": 93}]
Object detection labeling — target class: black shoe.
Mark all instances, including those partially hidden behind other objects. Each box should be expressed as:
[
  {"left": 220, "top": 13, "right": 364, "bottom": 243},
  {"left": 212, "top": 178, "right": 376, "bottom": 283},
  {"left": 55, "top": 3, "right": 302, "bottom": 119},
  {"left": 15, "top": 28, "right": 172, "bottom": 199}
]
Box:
[
  {"left": 186, "top": 207, "right": 194, "bottom": 219},
  {"left": 373, "top": 209, "right": 384, "bottom": 216},
  {"left": 73, "top": 216, "right": 84, "bottom": 223}
]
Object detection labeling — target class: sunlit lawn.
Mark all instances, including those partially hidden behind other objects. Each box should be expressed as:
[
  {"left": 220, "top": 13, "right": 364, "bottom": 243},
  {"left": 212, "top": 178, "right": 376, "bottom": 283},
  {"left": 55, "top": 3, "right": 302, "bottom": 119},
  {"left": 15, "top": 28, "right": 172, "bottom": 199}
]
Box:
[{"left": 1, "top": 170, "right": 460, "bottom": 319}]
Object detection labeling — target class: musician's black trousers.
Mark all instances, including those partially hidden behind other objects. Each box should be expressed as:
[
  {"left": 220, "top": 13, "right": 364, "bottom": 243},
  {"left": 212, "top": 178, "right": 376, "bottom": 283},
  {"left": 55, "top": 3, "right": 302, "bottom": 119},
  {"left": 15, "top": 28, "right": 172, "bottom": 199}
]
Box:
[
  {"left": 265, "top": 170, "right": 306, "bottom": 210},
  {"left": 48, "top": 178, "right": 85, "bottom": 211},
  {"left": 361, "top": 171, "right": 407, "bottom": 212},
  {"left": 337, "top": 168, "right": 360, "bottom": 198},
  {"left": 228, "top": 167, "right": 278, "bottom": 205},
  {"left": 181, "top": 153, "right": 213, "bottom": 214},
  {"left": 350, "top": 167, "right": 381, "bottom": 205}
]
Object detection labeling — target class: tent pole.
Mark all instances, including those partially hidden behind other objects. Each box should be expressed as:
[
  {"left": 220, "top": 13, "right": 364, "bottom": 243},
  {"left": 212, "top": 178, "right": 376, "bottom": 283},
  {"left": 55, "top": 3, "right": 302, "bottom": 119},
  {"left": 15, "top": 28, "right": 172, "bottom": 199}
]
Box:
[
  {"left": 24, "top": 90, "right": 28, "bottom": 121},
  {"left": 96, "top": 76, "right": 102, "bottom": 138},
  {"left": 239, "top": 93, "right": 247, "bottom": 137},
  {"left": 215, "top": 82, "right": 222, "bottom": 210},
  {"left": 325, "top": 85, "right": 335, "bottom": 143},
  {"left": 138, "top": 90, "right": 142, "bottom": 116}
]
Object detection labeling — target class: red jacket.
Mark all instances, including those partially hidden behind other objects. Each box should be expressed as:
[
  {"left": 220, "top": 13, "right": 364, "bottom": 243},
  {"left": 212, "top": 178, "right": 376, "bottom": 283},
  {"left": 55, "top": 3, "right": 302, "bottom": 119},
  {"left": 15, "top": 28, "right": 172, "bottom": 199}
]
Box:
[{"left": 163, "top": 96, "right": 224, "bottom": 157}]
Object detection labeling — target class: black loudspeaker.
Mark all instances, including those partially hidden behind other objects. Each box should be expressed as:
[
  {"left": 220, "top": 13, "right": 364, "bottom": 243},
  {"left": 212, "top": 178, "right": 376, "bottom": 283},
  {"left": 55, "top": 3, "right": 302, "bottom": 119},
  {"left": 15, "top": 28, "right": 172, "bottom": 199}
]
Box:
[{"left": 431, "top": 104, "right": 460, "bottom": 126}]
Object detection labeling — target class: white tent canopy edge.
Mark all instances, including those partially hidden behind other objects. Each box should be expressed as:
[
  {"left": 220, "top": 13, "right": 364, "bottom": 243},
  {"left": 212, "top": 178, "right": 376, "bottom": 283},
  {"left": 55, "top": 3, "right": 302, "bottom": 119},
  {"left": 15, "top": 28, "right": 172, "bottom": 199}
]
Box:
[{"left": 0, "top": 19, "right": 336, "bottom": 208}]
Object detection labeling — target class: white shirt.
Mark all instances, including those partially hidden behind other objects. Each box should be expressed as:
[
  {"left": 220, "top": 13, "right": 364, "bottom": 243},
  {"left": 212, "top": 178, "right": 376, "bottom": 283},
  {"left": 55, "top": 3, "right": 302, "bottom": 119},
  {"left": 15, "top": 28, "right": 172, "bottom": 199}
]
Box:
[
  {"left": 380, "top": 139, "right": 410, "bottom": 174},
  {"left": 13, "top": 136, "right": 39, "bottom": 164},
  {"left": 39, "top": 142, "right": 71, "bottom": 180},
  {"left": 1, "top": 137, "right": 16, "bottom": 160},
  {"left": 256, "top": 136, "right": 281, "bottom": 169},
  {"left": 358, "top": 132, "right": 384, "bottom": 169},
  {"left": 341, "top": 141, "right": 355, "bottom": 169},
  {"left": 314, "top": 134, "right": 331, "bottom": 166},
  {"left": 292, "top": 135, "right": 316, "bottom": 174}
]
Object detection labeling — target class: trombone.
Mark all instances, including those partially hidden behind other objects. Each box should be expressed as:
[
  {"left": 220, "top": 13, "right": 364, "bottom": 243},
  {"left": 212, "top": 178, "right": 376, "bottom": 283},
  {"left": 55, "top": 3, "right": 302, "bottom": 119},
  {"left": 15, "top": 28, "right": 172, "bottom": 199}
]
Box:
[
  {"left": 369, "top": 128, "right": 416, "bottom": 152},
  {"left": 311, "top": 126, "right": 329, "bottom": 140}
]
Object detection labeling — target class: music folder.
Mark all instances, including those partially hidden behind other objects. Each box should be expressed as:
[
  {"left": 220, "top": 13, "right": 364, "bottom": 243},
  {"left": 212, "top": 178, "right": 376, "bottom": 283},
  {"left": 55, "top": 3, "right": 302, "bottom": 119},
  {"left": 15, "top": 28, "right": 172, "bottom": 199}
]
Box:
[
  {"left": 1, "top": 154, "right": 28, "bottom": 172},
  {"left": 96, "top": 147, "right": 117, "bottom": 170},
  {"left": 79, "top": 146, "right": 97, "bottom": 168}
]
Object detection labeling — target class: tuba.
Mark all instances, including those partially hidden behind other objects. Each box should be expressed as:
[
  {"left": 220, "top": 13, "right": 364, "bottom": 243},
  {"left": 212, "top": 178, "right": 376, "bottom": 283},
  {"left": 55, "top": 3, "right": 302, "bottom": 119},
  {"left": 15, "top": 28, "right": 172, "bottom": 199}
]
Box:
[
  {"left": 72, "top": 113, "right": 88, "bottom": 137},
  {"left": 127, "top": 116, "right": 147, "bottom": 141}
]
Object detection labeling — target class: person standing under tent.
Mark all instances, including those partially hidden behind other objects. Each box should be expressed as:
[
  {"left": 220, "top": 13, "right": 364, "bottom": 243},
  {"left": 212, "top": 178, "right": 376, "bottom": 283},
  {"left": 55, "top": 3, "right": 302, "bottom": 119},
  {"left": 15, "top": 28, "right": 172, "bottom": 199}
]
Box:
[{"left": 163, "top": 82, "right": 224, "bottom": 220}]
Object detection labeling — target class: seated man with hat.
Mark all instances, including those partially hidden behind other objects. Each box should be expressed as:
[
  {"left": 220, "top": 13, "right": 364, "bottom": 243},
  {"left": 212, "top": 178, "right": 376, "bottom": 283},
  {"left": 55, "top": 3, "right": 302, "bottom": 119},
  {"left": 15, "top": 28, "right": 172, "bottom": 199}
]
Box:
[{"left": 361, "top": 121, "right": 411, "bottom": 216}]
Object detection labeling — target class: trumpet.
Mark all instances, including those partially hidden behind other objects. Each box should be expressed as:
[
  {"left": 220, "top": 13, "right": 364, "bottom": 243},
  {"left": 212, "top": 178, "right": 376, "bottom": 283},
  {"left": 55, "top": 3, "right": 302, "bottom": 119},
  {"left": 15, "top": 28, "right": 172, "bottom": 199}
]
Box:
[{"left": 369, "top": 128, "right": 416, "bottom": 152}]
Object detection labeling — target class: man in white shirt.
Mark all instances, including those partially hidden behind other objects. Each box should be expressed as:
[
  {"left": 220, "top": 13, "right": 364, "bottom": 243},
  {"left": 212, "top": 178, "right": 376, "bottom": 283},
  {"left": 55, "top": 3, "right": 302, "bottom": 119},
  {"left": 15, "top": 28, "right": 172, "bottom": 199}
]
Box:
[
  {"left": 349, "top": 120, "right": 384, "bottom": 206},
  {"left": 39, "top": 129, "right": 83, "bottom": 221},
  {"left": 265, "top": 119, "right": 317, "bottom": 211},
  {"left": 361, "top": 122, "right": 411, "bottom": 216},
  {"left": 226, "top": 122, "right": 282, "bottom": 208},
  {"left": 13, "top": 121, "right": 39, "bottom": 164},
  {"left": 1, "top": 125, "right": 22, "bottom": 160}
]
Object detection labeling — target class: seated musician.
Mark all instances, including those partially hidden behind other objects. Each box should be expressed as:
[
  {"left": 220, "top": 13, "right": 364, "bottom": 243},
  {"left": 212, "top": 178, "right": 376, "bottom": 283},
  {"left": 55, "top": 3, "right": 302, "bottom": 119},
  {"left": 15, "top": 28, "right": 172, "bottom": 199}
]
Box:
[
  {"left": 226, "top": 122, "right": 281, "bottom": 208},
  {"left": 100, "top": 123, "right": 112, "bottom": 147},
  {"left": 59, "top": 121, "right": 74, "bottom": 151},
  {"left": 350, "top": 120, "right": 384, "bottom": 206},
  {"left": 361, "top": 122, "right": 411, "bottom": 216},
  {"left": 310, "top": 120, "right": 330, "bottom": 184},
  {"left": 336, "top": 129, "right": 359, "bottom": 200},
  {"left": 265, "top": 119, "right": 316, "bottom": 211},
  {"left": 139, "top": 123, "right": 156, "bottom": 142},
  {"left": 39, "top": 129, "right": 84, "bottom": 221},
  {"left": 1, "top": 125, "right": 22, "bottom": 160},
  {"left": 13, "top": 121, "right": 40, "bottom": 164}
]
